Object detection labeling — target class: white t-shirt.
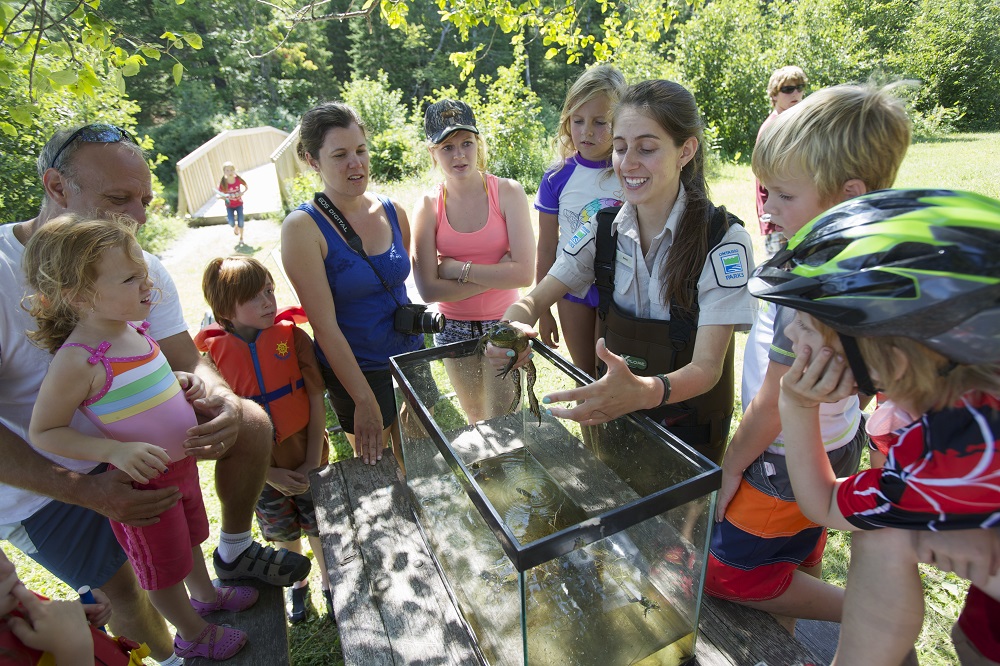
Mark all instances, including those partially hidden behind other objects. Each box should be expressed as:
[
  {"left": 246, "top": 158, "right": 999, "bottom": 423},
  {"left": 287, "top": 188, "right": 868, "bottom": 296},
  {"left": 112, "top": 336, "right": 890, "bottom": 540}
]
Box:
[
  {"left": 0, "top": 222, "right": 189, "bottom": 522},
  {"left": 742, "top": 300, "right": 861, "bottom": 455},
  {"left": 534, "top": 154, "right": 622, "bottom": 250},
  {"left": 548, "top": 186, "right": 756, "bottom": 329}
]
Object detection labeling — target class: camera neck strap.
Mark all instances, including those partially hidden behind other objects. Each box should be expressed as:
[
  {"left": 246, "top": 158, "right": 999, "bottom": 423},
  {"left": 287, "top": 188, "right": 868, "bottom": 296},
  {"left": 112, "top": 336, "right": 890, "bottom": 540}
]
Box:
[{"left": 313, "top": 192, "right": 403, "bottom": 309}]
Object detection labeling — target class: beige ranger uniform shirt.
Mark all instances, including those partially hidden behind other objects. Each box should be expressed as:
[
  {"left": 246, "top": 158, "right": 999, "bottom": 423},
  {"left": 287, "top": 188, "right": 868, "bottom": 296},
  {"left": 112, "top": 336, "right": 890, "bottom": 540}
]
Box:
[{"left": 549, "top": 185, "right": 756, "bottom": 330}]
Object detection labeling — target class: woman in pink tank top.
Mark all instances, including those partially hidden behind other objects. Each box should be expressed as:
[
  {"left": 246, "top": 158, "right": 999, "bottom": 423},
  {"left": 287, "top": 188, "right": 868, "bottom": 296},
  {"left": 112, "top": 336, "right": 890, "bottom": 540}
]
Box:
[{"left": 411, "top": 99, "right": 535, "bottom": 423}]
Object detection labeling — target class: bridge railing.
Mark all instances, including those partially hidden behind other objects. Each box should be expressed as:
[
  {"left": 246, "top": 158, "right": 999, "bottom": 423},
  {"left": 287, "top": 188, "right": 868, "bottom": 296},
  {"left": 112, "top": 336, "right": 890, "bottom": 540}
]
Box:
[{"left": 176, "top": 126, "right": 306, "bottom": 218}]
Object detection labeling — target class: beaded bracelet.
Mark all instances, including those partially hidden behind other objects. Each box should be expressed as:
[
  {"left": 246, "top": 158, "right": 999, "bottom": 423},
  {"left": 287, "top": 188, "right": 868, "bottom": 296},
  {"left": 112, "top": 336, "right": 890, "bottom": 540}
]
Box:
[
  {"left": 458, "top": 261, "right": 473, "bottom": 284},
  {"left": 656, "top": 373, "right": 672, "bottom": 407}
]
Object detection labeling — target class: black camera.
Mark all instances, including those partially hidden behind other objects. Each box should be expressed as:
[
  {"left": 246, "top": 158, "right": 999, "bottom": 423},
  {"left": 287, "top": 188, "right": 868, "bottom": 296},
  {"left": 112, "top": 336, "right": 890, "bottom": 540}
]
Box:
[{"left": 394, "top": 303, "right": 446, "bottom": 335}]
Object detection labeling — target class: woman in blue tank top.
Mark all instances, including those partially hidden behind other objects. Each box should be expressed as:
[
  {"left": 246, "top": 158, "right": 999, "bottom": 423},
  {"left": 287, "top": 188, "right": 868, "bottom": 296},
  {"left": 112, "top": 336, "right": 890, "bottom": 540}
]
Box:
[{"left": 280, "top": 102, "right": 422, "bottom": 469}]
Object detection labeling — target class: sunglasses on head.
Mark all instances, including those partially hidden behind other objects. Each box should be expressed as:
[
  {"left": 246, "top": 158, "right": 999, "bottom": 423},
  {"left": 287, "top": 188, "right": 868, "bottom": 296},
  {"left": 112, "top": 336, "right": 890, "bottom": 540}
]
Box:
[
  {"left": 48, "top": 123, "right": 138, "bottom": 170},
  {"left": 778, "top": 84, "right": 806, "bottom": 94}
]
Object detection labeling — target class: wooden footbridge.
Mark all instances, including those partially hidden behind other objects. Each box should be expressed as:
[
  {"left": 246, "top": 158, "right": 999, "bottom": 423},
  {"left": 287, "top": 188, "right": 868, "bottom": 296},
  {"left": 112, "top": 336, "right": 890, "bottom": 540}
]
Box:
[{"left": 175, "top": 126, "right": 312, "bottom": 223}]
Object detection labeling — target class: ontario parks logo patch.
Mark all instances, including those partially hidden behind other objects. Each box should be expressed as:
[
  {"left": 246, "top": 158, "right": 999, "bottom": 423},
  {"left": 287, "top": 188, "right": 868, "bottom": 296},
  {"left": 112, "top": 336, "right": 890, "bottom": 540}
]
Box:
[{"left": 711, "top": 243, "right": 749, "bottom": 287}]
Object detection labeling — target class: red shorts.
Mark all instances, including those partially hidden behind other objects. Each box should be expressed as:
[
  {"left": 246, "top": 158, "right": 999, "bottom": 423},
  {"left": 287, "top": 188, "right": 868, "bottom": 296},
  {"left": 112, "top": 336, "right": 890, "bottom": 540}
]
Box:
[
  {"left": 705, "top": 478, "right": 827, "bottom": 601},
  {"left": 110, "top": 456, "right": 209, "bottom": 591}
]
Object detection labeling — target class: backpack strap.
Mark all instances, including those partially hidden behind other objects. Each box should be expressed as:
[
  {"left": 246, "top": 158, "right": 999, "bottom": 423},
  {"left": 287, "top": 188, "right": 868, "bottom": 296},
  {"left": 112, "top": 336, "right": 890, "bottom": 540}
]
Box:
[
  {"left": 668, "top": 204, "right": 740, "bottom": 349},
  {"left": 594, "top": 205, "right": 622, "bottom": 322}
]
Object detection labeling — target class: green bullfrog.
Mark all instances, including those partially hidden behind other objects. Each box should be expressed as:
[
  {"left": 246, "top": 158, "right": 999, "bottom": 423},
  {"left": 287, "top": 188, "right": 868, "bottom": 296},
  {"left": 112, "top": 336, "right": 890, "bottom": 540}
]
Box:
[{"left": 474, "top": 321, "right": 541, "bottom": 425}]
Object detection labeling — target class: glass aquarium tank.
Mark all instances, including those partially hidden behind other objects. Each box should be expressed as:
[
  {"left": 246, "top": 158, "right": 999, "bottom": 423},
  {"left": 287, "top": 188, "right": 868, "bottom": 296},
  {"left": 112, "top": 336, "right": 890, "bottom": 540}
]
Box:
[{"left": 390, "top": 336, "right": 720, "bottom": 666}]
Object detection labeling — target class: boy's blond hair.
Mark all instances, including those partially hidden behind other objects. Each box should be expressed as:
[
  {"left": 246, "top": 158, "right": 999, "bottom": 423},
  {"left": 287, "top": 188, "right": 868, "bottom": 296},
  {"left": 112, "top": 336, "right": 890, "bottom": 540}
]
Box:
[
  {"left": 859, "top": 336, "right": 1000, "bottom": 412},
  {"left": 808, "top": 315, "right": 999, "bottom": 411},
  {"left": 767, "top": 66, "right": 808, "bottom": 101},
  {"left": 752, "top": 84, "right": 912, "bottom": 205}
]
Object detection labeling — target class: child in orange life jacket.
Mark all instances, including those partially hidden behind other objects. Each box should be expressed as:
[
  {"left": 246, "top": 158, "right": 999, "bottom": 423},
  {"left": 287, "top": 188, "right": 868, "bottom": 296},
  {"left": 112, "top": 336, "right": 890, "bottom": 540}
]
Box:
[{"left": 198, "top": 257, "right": 331, "bottom": 624}]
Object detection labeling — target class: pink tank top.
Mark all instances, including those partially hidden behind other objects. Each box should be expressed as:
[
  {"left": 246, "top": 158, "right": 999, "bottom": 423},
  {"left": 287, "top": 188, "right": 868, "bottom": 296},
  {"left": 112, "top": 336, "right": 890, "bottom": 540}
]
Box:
[{"left": 434, "top": 173, "right": 519, "bottom": 320}]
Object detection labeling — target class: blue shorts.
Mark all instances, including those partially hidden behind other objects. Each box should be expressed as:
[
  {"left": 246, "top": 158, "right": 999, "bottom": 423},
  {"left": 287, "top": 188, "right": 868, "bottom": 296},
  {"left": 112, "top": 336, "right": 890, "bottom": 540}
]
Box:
[
  {"left": 563, "top": 284, "right": 599, "bottom": 308},
  {"left": 7, "top": 481, "right": 128, "bottom": 590}
]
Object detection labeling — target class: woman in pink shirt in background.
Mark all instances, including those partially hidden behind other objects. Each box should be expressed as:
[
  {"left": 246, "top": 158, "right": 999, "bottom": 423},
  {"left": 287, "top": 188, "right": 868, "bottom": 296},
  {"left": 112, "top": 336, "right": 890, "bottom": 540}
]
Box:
[{"left": 411, "top": 99, "right": 535, "bottom": 423}]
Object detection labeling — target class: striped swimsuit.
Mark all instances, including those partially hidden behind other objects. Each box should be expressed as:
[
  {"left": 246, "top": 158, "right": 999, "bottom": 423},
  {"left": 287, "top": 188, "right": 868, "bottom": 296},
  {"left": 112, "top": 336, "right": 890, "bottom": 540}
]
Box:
[{"left": 62, "top": 322, "right": 209, "bottom": 590}]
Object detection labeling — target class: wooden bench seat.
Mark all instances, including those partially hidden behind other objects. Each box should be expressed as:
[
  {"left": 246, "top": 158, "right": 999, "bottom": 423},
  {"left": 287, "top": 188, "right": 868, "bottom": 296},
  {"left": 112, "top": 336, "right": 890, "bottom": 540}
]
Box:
[{"left": 314, "top": 455, "right": 838, "bottom": 666}]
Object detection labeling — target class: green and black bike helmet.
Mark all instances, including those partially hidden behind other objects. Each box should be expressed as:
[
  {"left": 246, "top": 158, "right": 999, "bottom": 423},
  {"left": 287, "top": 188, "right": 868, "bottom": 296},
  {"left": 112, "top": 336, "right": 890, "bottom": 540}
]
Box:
[{"left": 749, "top": 189, "right": 1000, "bottom": 391}]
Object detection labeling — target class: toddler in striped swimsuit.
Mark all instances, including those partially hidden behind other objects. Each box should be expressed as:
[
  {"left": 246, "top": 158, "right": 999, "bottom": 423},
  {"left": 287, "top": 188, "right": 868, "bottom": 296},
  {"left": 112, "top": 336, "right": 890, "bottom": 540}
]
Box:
[{"left": 24, "top": 215, "right": 257, "bottom": 661}]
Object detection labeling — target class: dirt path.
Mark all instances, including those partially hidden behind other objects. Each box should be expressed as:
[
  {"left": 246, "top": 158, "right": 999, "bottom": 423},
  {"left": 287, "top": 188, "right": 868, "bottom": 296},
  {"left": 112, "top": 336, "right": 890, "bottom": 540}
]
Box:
[{"left": 156, "top": 218, "right": 298, "bottom": 334}]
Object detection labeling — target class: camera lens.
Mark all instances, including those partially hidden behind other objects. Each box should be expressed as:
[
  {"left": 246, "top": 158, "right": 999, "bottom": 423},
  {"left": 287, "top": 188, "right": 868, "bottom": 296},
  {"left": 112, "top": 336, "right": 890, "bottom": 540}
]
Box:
[{"left": 421, "top": 311, "right": 446, "bottom": 334}]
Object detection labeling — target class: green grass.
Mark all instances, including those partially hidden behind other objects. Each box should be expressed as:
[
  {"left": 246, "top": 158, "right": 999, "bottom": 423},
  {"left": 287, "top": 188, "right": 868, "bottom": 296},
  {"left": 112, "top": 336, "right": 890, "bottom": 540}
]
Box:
[{"left": 6, "top": 132, "right": 998, "bottom": 664}]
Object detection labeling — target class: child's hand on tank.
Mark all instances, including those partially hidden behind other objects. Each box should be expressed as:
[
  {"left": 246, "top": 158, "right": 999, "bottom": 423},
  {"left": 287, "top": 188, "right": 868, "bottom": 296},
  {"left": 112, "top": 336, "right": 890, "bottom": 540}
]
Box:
[
  {"left": 175, "top": 371, "right": 207, "bottom": 402},
  {"left": 81, "top": 587, "right": 111, "bottom": 627},
  {"left": 266, "top": 467, "right": 310, "bottom": 496},
  {"left": 780, "top": 346, "right": 856, "bottom": 409},
  {"left": 113, "top": 442, "right": 170, "bottom": 484}
]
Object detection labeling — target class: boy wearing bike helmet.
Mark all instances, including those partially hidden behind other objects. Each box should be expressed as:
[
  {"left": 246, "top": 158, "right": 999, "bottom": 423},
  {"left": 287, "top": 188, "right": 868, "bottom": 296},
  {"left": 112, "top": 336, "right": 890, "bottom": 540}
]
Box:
[
  {"left": 706, "top": 84, "right": 911, "bottom": 631},
  {"left": 752, "top": 189, "right": 1000, "bottom": 666}
]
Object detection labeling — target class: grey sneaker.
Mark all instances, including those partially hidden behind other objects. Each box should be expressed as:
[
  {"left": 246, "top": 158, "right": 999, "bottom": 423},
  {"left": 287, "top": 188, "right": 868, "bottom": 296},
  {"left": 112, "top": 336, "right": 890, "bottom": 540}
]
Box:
[{"left": 213, "top": 542, "right": 311, "bottom": 587}]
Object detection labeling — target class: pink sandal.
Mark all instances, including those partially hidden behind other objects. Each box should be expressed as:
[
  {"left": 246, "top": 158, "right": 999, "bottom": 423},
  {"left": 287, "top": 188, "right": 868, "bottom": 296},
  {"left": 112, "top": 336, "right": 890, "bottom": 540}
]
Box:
[
  {"left": 174, "top": 623, "right": 247, "bottom": 660},
  {"left": 191, "top": 585, "right": 259, "bottom": 616}
]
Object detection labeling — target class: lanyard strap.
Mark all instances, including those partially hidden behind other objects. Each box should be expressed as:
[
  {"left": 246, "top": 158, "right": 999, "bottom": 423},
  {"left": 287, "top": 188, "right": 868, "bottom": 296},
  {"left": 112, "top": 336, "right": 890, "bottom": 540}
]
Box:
[{"left": 313, "top": 192, "right": 403, "bottom": 308}]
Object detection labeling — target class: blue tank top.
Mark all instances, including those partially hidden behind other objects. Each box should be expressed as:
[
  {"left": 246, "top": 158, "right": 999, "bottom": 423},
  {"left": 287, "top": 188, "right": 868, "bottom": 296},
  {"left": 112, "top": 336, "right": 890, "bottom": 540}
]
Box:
[{"left": 297, "top": 196, "right": 422, "bottom": 371}]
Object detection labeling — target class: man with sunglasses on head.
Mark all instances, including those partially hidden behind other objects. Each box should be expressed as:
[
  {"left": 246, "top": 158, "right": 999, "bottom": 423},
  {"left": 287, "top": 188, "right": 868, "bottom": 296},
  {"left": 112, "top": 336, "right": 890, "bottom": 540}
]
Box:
[
  {"left": 0, "top": 124, "right": 310, "bottom": 665},
  {"left": 754, "top": 65, "right": 808, "bottom": 257}
]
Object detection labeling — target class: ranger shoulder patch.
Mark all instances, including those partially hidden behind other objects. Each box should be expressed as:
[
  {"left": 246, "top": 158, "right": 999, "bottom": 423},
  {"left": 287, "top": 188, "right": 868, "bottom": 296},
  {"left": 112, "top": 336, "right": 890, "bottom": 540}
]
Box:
[{"left": 710, "top": 242, "right": 749, "bottom": 287}]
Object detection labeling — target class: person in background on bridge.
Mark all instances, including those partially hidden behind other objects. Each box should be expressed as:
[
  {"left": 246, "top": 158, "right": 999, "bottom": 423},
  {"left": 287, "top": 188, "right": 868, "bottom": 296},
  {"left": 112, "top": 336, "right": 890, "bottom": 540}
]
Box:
[
  {"left": 0, "top": 122, "right": 310, "bottom": 666},
  {"left": 280, "top": 102, "right": 423, "bottom": 469},
  {"left": 755, "top": 66, "right": 807, "bottom": 258},
  {"left": 410, "top": 98, "right": 535, "bottom": 423},
  {"left": 218, "top": 161, "right": 249, "bottom": 245}
]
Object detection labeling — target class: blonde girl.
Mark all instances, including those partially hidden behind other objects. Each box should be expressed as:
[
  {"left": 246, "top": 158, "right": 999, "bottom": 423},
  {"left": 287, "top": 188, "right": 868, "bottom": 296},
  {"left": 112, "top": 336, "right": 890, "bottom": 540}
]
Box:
[
  {"left": 534, "top": 65, "right": 626, "bottom": 376},
  {"left": 410, "top": 99, "right": 535, "bottom": 423},
  {"left": 218, "top": 161, "right": 249, "bottom": 243},
  {"left": 24, "top": 216, "right": 257, "bottom": 661}
]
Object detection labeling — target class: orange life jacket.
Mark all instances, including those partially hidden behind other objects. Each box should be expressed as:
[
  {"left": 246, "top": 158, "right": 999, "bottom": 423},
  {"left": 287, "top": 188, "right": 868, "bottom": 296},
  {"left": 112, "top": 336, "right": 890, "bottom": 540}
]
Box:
[{"left": 195, "top": 310, "right": 310, "bottom": 444}]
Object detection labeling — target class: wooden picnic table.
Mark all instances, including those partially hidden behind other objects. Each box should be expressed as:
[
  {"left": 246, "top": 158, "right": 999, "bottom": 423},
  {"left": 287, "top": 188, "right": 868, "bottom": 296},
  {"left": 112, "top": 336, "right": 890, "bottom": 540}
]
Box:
[{"left": 314, "top": 454, "right": 837, "bottom": 666}]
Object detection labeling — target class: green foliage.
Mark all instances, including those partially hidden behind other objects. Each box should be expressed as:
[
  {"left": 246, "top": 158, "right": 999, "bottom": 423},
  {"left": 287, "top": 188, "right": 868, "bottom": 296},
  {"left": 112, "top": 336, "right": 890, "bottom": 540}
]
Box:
[
  {"left": 283, "top": 170, "right": 322, "bottom": 214},
  {"left": 0, "top": 0, "right": 197, "bottom": 136},
  {"left": 885, "top": 0, "right": 1000, "bottom": 131},
  {"left": 671, "top": 0, "right": 872, "bottom": 159},
  {"left": 340, "top": 70, "right": 407, "bottom": 137},
  {"left": 338, "top": 71, "right": 429, "bottom": 183},
  {"left": 369, "top": 124, "right": 430, "bottom": 183}
]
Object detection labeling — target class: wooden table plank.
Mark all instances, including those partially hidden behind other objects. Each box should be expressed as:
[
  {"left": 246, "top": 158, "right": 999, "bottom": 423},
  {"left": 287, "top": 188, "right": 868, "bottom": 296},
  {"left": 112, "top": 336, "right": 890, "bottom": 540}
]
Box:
[{"left": 313, "top": 459, "right": 482, "bottom": 666}]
